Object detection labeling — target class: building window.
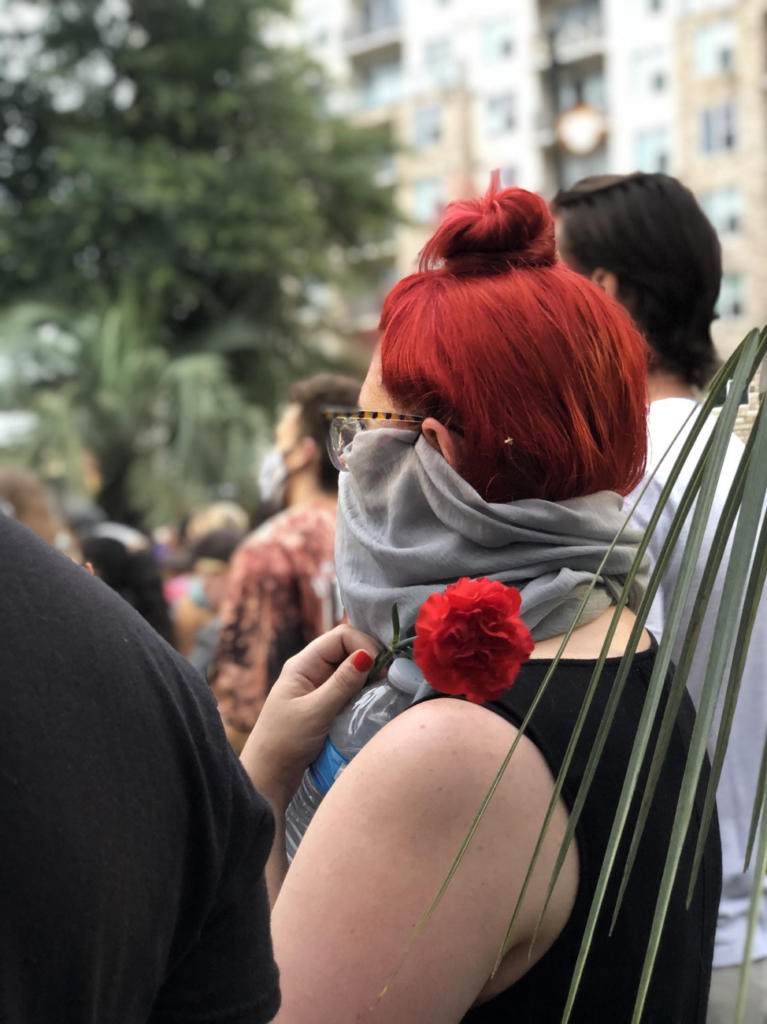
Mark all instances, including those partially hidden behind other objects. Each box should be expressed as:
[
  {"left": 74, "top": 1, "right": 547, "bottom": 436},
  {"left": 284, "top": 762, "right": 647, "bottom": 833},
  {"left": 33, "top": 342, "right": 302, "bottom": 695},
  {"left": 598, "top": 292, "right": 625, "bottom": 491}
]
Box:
[
  {"left": 717, "top": 272, "right": 745, "bottom": 317},
  {"left": 358, "top": 58, "right": 402, "bottom": 109},
  {"left": 554, "top": 3, "right": 602, "bottom": 48},
  {"left": 694, "top": 18, "right": 736, "bottom": 76},
  {"left": 699, "top": 185, "right": 743, "bottom": 234},
  {"left": 700, "top": 103, "right": 737, "bottom": 154},
  {"left": 413, "top": 104, "right": 442, "bottom": 149},
  {"left": 486, "top": 94, "right": 516, "bottom": 136},
  {"left": 483, "top": 18, "right": 514, "bottom": 62},
  {"left": 413, "top": 178, "right": 443, "bottom": 224},
  {"left": 357, "top": 0, "right": 399, "bottom": 34},
  {"left": 635, "top": 127, "right": 670, "bottom": 172},
  {"left": 631, "top": 48, "right": 669, "bottom": 96},
  {"left": 682, "top": 0, "right": 737, "bottom": 15},
  {"left": 423, "top": 38, "right": 453, "bottom": 84}
]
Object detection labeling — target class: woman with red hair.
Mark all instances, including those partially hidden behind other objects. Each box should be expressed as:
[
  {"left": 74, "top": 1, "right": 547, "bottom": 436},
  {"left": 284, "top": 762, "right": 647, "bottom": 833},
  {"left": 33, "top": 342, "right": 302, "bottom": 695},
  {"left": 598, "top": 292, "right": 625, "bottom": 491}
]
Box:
[{"left": 241, "top": 182, "right": 720, "bottom": 1023}]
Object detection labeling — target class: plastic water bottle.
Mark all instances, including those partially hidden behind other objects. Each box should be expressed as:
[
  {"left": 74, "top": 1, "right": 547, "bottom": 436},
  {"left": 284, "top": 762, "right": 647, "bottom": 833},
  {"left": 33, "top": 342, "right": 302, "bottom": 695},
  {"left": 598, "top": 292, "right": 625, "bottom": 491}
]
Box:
[{"left": 285, "top": 658, "right": 427, "bottom": 860}]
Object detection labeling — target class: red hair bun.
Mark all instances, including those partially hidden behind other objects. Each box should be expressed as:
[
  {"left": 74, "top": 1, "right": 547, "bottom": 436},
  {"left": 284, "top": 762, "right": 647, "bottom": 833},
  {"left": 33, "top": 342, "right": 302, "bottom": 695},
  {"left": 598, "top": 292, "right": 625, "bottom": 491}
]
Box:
[
  {"left": 380, "top": 176, "right": 649, "bottom": 504},
  {"left": 420, "top": 175, "right": 557, "bottom": 275}
]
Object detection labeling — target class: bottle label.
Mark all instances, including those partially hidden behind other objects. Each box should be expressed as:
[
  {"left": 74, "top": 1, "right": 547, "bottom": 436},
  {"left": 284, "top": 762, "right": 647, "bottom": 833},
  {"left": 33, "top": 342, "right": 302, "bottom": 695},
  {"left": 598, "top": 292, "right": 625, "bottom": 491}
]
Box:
[{"left": 309, "top": 739, "right": 350, "bottom": 795}]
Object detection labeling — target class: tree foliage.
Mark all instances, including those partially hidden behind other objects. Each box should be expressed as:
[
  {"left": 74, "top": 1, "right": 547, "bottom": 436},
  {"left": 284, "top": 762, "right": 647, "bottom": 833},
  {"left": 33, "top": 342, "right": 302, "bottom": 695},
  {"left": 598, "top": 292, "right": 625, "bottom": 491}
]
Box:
[
  {"left": 0, "top": 0, "right": 393, "bottom": 407},
  {"left": 1, "top": 295, "right": 265, "bottom": 524}
]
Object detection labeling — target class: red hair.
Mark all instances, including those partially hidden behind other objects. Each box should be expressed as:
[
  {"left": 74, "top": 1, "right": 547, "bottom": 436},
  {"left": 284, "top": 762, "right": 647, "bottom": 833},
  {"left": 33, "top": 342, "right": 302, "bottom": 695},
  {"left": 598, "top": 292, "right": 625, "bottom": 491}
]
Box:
[{"left": 380, "top": 180, "right": 649, "bottom": 503}]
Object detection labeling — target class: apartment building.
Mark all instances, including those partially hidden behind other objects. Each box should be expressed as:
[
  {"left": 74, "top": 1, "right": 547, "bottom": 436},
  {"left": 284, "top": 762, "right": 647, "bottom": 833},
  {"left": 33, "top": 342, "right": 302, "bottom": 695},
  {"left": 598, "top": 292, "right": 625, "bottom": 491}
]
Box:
[
  {"left": 296, "top": 0, "right": 767, "bottom": 370},
  {"left": 676, "top": 0, "right": 767, "bottom": 386}
]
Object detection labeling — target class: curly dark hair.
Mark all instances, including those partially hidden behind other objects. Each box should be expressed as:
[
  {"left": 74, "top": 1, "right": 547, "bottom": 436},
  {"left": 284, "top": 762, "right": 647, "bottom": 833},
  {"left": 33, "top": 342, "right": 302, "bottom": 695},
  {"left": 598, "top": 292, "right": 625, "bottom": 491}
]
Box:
[
  {"left": 553, "top": 173, "right": 722, "bottom": 388},
  {"left": 290, "top": 373, "right": 362, "bottom": 492}
]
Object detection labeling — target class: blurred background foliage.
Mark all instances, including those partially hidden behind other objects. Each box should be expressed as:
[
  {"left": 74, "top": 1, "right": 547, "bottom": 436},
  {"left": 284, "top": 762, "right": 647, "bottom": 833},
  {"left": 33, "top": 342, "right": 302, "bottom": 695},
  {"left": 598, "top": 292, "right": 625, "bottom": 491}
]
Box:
[{"left": 0, "top": 0, "right": 395, "bottom": 523}]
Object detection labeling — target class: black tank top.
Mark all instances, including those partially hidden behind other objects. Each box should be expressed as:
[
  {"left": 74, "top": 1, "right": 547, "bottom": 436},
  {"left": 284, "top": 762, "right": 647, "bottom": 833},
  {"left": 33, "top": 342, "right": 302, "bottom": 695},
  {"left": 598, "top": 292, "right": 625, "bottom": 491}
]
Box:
[{"left": 457, "top": 643, "right": 721, "bottom": 1024}]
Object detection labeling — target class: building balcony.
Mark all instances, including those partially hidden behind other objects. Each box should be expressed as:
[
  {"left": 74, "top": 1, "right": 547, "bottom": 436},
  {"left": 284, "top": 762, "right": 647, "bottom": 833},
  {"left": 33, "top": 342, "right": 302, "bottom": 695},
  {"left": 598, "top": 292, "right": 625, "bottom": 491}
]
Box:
[
  {"left": 344, "top": 3, "right": 401, "bottom": 59},
  {"left": 538, "top": 2, "right": 604, "bottom": 66}
]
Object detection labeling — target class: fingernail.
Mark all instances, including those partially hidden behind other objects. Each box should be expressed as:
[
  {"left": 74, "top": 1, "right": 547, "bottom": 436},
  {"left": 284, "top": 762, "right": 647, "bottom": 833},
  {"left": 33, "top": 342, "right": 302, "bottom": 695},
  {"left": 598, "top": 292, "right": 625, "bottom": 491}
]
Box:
[{"left": 353, "top": 650, "right": 374, "bottom": 672}]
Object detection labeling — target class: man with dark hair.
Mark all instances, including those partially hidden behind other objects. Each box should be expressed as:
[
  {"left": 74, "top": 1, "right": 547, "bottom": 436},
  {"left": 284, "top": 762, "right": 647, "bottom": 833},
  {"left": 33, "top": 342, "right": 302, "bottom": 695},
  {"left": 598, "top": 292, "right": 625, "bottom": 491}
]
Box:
[
  {"left": 555, "top": 172, "right": 721, "bottom": 391},
  {"left": 210, "top": 372, "right": 361, "bottom": 753},
  {"left": 556, "top": 173, "right": 767, "bottom": 1024}
]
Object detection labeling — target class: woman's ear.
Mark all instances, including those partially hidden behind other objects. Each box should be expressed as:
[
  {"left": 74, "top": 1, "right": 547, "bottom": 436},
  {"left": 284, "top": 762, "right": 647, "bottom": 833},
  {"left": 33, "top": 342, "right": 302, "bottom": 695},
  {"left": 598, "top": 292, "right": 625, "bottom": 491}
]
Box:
[
  {"left": 422, "top": 418, "right": 459, "bottom": 471},
  {"left": 591, "top": 267, "right": 620, "bottom": 298}
]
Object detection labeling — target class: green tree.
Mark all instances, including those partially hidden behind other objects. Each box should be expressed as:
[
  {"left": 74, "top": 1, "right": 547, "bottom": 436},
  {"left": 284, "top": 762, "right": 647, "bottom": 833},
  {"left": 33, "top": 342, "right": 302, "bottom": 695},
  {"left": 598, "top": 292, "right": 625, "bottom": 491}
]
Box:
[
  {"left": 0, "top": 0, "right": 393, "bottom": 406},
  {"left": 1, "top": 296, "right": 265, "bottom": 524}
]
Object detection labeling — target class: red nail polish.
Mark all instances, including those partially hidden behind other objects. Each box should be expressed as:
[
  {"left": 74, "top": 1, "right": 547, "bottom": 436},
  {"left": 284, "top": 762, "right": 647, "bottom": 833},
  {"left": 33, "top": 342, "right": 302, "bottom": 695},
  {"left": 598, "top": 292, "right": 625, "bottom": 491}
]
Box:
[{"left": 353, "top": 650, "right": 374, "bottom": 672}]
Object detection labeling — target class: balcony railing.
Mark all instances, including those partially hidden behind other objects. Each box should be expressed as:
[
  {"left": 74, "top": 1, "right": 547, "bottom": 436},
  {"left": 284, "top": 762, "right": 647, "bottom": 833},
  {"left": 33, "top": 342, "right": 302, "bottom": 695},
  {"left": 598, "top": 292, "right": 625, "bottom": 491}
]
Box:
[
  {"left": 345, "top": 2, "right": 400, "bottom": 42},
  {"left": 554, "top": 3, "right": 602, "bottom": 48},
  {"left": 538, "top": 2, "right": 603, "bottom": 64}
]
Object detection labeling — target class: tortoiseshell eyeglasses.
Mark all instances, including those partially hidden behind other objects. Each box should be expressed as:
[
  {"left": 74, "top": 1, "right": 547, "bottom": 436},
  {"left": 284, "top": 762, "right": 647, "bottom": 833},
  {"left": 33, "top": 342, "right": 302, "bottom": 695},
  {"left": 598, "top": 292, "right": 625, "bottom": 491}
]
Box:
[{"left": 324, "top": 410, "right": 425, "bottom": 471}]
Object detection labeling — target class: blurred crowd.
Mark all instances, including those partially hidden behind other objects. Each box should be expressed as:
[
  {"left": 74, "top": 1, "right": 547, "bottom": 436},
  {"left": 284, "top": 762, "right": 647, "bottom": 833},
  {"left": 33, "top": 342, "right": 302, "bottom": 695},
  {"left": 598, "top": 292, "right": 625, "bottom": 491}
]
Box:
[
  {"left": 3, "top": 171, "right": 767, "bottom": 1024},
  {"left": 0, "top": 373, "right": 360, "bottom": 755}
]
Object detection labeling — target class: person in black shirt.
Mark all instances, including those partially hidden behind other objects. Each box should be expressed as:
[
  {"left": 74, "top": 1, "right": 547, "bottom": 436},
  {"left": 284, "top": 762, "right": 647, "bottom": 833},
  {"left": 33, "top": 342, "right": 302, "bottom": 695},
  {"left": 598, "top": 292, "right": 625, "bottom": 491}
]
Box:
[{"left": 0, "top": 514, "right": 280, "bottom": 1024}]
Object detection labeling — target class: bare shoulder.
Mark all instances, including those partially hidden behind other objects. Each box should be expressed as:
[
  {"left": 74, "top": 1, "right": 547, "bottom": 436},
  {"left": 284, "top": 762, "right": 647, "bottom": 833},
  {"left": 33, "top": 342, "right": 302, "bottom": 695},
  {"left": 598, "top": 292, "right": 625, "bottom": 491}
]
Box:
[
  {"left": 369, "top": 697, "right": 541, "bottom": 773},
  {"left": 272, "top": 696, "right": 577, "bottom": 1023},
  {"left": 334, "top": 696, "right": 560, "bottom": 840}
]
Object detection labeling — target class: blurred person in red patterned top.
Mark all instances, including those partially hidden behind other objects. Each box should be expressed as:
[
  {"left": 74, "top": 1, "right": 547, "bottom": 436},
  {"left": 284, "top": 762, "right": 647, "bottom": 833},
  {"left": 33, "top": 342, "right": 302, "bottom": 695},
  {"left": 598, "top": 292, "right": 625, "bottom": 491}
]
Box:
[{"left": 209, "top": 373, "right": 361, "bottom": 753}]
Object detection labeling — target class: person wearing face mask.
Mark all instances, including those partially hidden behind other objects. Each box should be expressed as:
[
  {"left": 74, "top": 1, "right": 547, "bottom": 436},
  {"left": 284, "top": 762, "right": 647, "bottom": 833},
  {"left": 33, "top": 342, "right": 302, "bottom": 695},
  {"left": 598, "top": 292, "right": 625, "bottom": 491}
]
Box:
[
  {"left": 236, "top": 181, "right": 720, "bottom": 1023},
  {"left": 209, "top": 373, "right": 361, "bottom": 753}
]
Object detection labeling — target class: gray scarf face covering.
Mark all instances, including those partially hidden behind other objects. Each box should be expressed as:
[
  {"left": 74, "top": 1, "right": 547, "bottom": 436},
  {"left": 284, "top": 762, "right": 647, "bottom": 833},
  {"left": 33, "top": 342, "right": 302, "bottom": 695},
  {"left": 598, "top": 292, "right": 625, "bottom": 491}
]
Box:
[{"left": 336, "top": 429, "right": 649, "bottom": 646}]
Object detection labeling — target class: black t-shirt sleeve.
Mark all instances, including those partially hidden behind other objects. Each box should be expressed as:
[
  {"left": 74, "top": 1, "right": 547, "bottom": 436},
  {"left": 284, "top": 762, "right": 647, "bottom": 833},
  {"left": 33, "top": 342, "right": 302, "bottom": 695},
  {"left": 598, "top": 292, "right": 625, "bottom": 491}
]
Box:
[{"left": 149, "top": 780, "right": 280, "bottom": 1024}]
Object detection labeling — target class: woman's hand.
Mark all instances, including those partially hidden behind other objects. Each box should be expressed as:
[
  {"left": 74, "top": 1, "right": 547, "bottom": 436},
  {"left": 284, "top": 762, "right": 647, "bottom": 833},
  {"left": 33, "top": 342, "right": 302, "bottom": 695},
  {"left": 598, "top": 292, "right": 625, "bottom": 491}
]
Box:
[{"left": 241, "top": 625, "right": 379, "bottom": 812}]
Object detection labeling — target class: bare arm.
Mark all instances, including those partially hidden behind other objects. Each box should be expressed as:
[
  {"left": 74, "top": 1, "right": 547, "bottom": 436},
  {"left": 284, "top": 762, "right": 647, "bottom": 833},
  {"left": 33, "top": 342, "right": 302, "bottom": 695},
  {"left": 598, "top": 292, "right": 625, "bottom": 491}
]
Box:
[{"left": 269, "top": 698, "right": 578, "bottom": 1024}]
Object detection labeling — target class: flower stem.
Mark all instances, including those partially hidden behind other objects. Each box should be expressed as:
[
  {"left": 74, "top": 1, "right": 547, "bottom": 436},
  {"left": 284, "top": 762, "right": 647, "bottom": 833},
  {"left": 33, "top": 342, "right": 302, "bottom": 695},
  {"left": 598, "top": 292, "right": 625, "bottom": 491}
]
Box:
[{"left": 392, "top": 638, "right": 415, "bottom": 653}]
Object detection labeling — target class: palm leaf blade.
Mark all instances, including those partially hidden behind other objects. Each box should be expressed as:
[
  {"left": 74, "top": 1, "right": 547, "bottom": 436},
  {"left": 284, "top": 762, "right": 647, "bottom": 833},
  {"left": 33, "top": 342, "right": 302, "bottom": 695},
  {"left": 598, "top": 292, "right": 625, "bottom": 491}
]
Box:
[
  {"left": 630, "top": 344, "right": 767, "bottom": 1023},
  {"left": 735, "top": 786, "right": 767, "bottom": 1024},
  {"left": 609, "top": 407, "right": 758, "bottom": 932},
  {"left": 492, "top": 405, "right": 710, "bottom": 972},
  {"left": 746, "top": 731, "right": 767, "bottom": 872},
  {"left": 562, "top": 327, "right": 761, "bottom": 1023},
  {"left": 687, "top": 466, "right": 767, "bottom": 901},
  {"left": 520, "top": 341, "right": 756, "bottom": 968}
]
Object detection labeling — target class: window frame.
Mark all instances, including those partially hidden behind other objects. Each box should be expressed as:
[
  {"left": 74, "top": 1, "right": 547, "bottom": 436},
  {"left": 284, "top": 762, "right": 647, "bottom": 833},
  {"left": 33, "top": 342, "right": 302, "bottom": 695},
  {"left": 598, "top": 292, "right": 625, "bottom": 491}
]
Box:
[
  {"left": 699, "top": 102, "right": 737, "bottom": 155},
  {"left": 717, "top": 271, "right": 746, "bottom": 318},
  {"left": 485, "top": 93, "right": 517, "bottom": 137},
  {"left": 413, "top": 103, "right": 443, "bottom": 150},
  {"left": 412, "top": 177, "right": 443, "bottom": 224}
]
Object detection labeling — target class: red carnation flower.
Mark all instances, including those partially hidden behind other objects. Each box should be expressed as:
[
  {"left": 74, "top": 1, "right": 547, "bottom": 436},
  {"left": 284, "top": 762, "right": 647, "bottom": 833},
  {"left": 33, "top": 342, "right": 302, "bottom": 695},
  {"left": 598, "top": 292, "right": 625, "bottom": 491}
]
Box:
[{"left": 412, "top": 577, "right": 534, "bottom": 704}]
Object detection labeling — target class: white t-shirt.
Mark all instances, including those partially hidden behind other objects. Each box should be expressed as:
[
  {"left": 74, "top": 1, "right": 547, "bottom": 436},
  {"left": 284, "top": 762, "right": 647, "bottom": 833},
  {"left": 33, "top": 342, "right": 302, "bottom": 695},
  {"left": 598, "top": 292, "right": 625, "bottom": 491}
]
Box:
[{"left": 627, "top": 398, "right": 767, "bottom": 968}]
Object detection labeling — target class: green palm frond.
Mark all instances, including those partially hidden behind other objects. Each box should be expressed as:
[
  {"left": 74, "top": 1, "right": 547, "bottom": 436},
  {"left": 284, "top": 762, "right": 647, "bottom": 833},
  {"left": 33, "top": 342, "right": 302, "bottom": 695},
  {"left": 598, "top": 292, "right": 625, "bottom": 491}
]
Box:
[
  {"left": 737, "top": 785, "right": 767, "bottom": 1024},
  {"left": 1, "top": 295, "right": 264, "bottom": 523},
  {"left": 627, "top": 344, "right": 767, "bottom": 1023}
]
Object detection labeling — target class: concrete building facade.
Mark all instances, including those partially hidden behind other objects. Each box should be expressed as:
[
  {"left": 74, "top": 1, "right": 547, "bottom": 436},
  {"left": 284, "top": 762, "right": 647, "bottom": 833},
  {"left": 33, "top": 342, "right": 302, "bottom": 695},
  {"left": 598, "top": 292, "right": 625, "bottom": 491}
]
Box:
[{"left": 295, "top": 0, "right": 767, "bottom": 378}]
